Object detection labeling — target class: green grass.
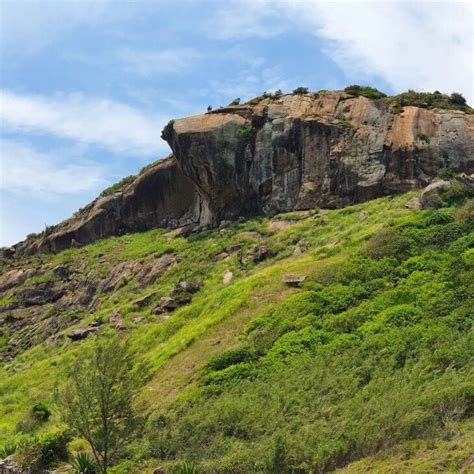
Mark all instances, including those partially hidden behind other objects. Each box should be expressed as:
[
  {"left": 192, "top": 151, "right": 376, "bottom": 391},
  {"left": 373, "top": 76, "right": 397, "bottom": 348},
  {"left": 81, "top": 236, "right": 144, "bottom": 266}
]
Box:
[{"left": 1, "top": 192, "right": 472, "bottom": 473}]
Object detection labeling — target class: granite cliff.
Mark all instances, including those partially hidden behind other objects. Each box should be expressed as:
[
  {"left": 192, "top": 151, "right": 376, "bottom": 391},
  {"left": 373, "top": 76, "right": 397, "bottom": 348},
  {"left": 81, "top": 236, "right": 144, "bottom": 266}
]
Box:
[{"left": 14, "top": 90, "right": 474, "bottom": 255}]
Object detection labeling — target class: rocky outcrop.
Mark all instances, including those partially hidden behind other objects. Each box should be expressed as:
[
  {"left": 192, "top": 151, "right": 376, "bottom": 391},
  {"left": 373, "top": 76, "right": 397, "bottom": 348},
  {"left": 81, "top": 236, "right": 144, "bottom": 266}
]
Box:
[
  {"left": 13, "top": 91, "right": 474, "bottom": 255},
  {"left": 17, "top": 156, "right": 199, "bottom": 255},
  {"left": 163, "top": 92, "right": 474, "bottom": 225}
]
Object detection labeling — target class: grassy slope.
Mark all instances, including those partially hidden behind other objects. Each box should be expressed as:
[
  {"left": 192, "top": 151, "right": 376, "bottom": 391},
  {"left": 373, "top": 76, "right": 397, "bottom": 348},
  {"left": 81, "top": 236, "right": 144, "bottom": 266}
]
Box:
[{"left": 1, "top": 192, "right": 473, "bottom": 472}]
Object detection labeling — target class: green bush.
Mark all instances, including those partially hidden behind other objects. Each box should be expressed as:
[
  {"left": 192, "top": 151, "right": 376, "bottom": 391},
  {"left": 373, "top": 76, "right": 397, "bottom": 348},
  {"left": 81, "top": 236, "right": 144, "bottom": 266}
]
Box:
[
  {"left": 455, "top": 199, "right": 474, "bottom": 225},
  {"left": 449, "top": 92, "right": 467, "bottom": 106},
  {"left": 15, "top": 428, "right": 71, "bottom": 470},
  {"left": 235, "top": 126, "right": 256, "bottom": 141},
  {"left": 416, "top": 132, "right": 430, "bottom": 143},
  {"left": 293, "top": 86, "right": 309, "bottom": 94},
  {"left": 32, "top": 401, "right": 51, "bottom": 422},
  {"left": 204, "top": 347, "right": 257, "bottom": 372},
  {"left": 388, "top": 90, "right": 472, "bottom": 113},
  {"left": 364, "top": 228, "right": 410, "bottom": 259},
  {"left": 344, "top": 84, "right": 386, "bottom": 99}
]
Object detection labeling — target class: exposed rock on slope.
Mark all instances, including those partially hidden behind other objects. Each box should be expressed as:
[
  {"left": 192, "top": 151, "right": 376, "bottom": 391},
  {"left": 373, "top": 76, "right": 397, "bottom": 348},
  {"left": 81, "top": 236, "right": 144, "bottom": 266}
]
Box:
[
  {"left": 15, "top": 91, "right": 474, "bottom": 254},
  {"left": 18, "top": 156, "right": 199, "bottom": 255}
]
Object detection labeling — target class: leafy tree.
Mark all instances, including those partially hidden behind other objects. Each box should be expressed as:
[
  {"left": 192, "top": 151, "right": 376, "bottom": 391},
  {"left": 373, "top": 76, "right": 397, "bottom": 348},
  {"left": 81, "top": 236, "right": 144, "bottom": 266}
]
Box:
[
  {"left": 292, "top": 86, "right": 309, "bottom": 94},
  {"left": 449, "top": 92, "right": 466, "bottom": 106},
  {"left": 56, "top": 338, "right": 145, "bottom": 473}
]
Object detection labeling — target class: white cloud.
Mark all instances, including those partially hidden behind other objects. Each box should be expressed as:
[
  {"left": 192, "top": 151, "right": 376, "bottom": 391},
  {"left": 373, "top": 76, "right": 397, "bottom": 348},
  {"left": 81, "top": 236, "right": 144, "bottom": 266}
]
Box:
[
  {"left": 204, "top": 0, "right": 287, "bottom": 39},
  {"left": 0, "top": 0, "right": 113, "bottom": 55},
  {"left": 208, "top": 0, "right": 473, "bottom": 103},
  {"left": 0, "top": 90, "right": 169, "bottom": 155},
  {"left": 118, "top": 47, "right": 203, "bottom": 77},
  {"left": 0, "top": 139, "right": 107, "bottom": 196}
]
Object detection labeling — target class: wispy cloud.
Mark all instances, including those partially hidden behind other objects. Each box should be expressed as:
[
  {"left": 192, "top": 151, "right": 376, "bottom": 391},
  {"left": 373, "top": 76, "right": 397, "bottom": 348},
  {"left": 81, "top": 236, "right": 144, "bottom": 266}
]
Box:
[
  {"left": 118, "top": 47, "right": 203, "bottom": 77},
  {"left": 0, "top": 139, "right": 106, "bottom": 196},
  {"left": 209, "top": 65, "right": 291, "bottom": 102},
  {"left": 0, "top": 90, "right": 169, "bottom": 155},
  {"left": 204, "top": 0, "right": 287, "bottom": 40},
  {"left": 208, "top": 0, "right": 473, "bottom": 102}
]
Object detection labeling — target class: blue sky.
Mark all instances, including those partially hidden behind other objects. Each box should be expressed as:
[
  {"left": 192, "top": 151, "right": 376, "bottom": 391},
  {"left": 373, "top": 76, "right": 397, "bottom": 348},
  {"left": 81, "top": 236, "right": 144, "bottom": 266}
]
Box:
[{"left": 0, "top": 0, "right": 472, "bottom": 246}]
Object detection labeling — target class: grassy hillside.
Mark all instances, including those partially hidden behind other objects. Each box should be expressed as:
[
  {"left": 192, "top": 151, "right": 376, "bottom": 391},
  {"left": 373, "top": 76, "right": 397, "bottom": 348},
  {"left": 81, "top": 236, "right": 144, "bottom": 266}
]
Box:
[{"left": 1, "top": 191, "right": 473, "bottom": 472}]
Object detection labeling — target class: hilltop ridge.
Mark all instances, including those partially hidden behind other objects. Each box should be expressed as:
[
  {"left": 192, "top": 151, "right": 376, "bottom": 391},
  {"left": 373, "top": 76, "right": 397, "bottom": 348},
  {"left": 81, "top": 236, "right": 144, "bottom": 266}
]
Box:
[{"left": 11, "top": 88, "right": 474, "bottom": 256}]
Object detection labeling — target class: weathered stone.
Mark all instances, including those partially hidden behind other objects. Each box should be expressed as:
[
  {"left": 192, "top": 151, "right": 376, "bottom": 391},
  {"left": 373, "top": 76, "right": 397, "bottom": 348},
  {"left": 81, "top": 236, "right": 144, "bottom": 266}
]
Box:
[
  {"left": 293, "top": 245, "right": 308, "bottom": 257},
  {"left": 137, "top": 254, "right": 176, "bottom": 288},
  {"left": 212, "top": 251, "right": 230, "bottom": 262},
  {"left": 17, "top": 281, "right": 66, "bottom": 306},
  {"left": 67, "top": 326, "right": 98, "bottom": 341},
  {"left": 223, "top": 270, "right": 233, "bottom": 284},
  {"left": 226, "top": 243, "right": 245, "bottom": 254},
  {"left": 97, "top": 261, "right": 142, "bottom": 293},
  {"left": 133, "top": 293, "right": 156, "bottom": 308},
  {"left": 153, "top": 296, "right": 179, "bottom": 314},
  {"left": 283, "top": 274, "right": 307, "bottom": 287},
  {"left": 0, "top": 269, "right": 32, "bottom": 292},
  {"left": 109, "top": 311, "right": 126, "bottom": 330},
  {"left": 405, "top": 197, "right": 423, "bottom": 209},
  {"left": 420, "top": 179, "right": 451, "bottom": 208},
  {"left": 247, "top": 244, "right": 272, "bottom": 263}
]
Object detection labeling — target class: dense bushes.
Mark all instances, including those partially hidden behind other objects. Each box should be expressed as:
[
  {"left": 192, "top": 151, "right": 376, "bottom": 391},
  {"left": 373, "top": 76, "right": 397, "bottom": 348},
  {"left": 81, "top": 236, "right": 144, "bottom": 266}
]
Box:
[
  {"left": 388, "top": 90, "right": 473, "bottom": 113},
  {"left": 344, "top": 84, "right": 387, "bottom": 99}
]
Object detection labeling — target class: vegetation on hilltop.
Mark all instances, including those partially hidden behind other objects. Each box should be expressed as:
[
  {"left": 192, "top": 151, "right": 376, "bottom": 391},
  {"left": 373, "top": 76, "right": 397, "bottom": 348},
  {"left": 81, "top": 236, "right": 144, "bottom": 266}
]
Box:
[
  {"left": 241, "top": 85, "right": 472, "bottom": 114},
  {"left": 0, "top": 186, "right": 473, "bottom": 472}
]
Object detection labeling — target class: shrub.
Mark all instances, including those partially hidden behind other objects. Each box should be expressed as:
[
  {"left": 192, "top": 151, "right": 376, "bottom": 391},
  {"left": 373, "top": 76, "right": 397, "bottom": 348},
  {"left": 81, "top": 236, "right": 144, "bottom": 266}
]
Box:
[
  {"left": 293, "top": 86, "right": 309, "bottom": 94},
  {"left": 70, "top": 452, "right": 98, "bottom": 473},
  {"left": 205, "top": 347, "right": 257, "bottom": 372},
  {"left": 416, "top": 132, "right": 430, "bottom": 143},
  {"left": 16, "top": 402, "right": 52, "bottom": 434},
  {"left": 344, "top": 84, "right": 386, "bottom": 99},
  {"left": 454, "top": 199, "right": 474, "bottom": 225},
  {"left": 449, "top": 92, "right": 467, "bottom": 106},
  {"left": 388, "top": 90, "right": 472, "bottom": 112},
  {"left": 364, "top": 228, "right": 410, "bottom": 259},
  {"left": 32, "top": 402, "right": 51, "bottom": 422},
  {"left": 39, "top": 428, "right": 72, "bottom": 465},
  {"left": 235, "top": 126, "right": 256, "bottom": 141},
  {"left": 229, "top": 98, "right": 240, "bottom": 105},
  {"left": 170, "top": 461, "right": 197, "bottom": 474},
  {"left": 14, "top": 428, "right": 72, "bottom": 470}
]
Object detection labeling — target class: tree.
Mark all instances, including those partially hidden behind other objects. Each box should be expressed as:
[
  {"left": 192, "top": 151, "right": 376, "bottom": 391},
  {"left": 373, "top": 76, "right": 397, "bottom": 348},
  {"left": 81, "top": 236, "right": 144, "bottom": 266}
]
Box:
[{"left": 56, "top": 338, "right": 144, "bottom": 473}]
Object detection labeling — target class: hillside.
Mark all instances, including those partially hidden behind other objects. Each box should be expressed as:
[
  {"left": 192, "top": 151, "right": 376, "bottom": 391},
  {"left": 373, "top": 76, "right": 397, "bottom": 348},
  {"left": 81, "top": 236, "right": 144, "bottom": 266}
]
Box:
[
  {"left": 1, "top": 87, "right": 474, "bottom": 473},
  {"left": 1, "top": 185, "right": 473, "bottom": 472}
]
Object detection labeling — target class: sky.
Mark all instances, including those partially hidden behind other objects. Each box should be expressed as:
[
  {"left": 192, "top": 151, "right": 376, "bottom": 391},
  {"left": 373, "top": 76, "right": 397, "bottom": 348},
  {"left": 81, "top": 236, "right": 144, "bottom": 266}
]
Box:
[{"left": 0, "top": 0, "right": 472, "bottom": 246}]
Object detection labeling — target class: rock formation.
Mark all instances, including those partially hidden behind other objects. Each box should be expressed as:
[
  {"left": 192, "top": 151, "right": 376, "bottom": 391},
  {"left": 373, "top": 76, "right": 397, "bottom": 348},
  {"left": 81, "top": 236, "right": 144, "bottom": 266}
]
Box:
[{"left": 13, "top": 91, "right": 474, "bottom": 255}]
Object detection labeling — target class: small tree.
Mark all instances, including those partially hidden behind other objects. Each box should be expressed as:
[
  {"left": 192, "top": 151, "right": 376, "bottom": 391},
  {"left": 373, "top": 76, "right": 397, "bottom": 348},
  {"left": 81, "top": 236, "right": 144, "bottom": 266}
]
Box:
[
  {"left": 56, "top": 338, "right": 144, "bottom": 473},
  {"left": 292, "top": 86, "right": 309, "bottom": 95}
]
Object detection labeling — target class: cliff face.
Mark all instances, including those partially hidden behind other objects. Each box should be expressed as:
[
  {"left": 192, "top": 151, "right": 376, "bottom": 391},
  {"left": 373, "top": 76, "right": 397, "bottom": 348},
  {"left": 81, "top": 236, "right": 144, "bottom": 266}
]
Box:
[
  {"left": 164, "top": 92, "right": 473, "bottom": 225},
  {"left": 15, "top": 91, "right": 474, "bottom": 255}
]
